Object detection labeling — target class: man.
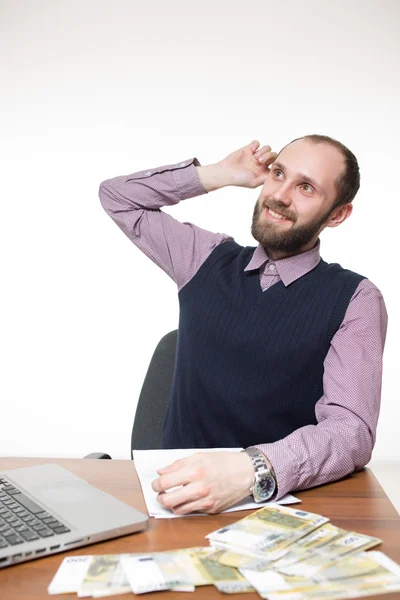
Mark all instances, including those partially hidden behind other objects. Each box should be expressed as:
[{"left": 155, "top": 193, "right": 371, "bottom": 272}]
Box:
[{"left": 99, "top": 136, "right": 387, "bottom": 515}]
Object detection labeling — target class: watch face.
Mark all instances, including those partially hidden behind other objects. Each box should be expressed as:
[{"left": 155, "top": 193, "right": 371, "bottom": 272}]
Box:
[{"left": 255, "top": 476, "right": 276, "bottom": 501}]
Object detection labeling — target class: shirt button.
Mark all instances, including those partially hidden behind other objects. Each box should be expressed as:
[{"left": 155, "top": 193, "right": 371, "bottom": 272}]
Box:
[
  {"left": 145, "top": 171, "right": 152, "bottom": 176},
  {"left": 180, "top": 162, "right": 186, "bottom": 167},
  {"left": 269, "top": 264, "right": 276, "bottom": 271}
]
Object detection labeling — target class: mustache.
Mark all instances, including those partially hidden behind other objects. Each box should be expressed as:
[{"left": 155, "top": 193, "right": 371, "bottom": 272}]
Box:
[{"left": 262, "top": 199, "right": 296, "bottom": 222}]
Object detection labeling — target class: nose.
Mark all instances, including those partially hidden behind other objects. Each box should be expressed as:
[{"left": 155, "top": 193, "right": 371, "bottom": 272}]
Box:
[{"left": 271, "top": 182, "right": 292, "bottom": 206}]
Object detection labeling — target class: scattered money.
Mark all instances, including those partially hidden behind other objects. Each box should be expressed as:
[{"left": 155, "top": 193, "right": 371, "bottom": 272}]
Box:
[
  {"left": 47, "top": 505, "right": 399, "bottom": 600},
  {"left": 278, "top": 531, "right": 382, "bottom": 577},
  {"left": 200, "top": 549, "right": 255, "bottom": 593},
  {"left": 214, "top": 524, "right": 345, "bottom": 570},
  {"left": 271, "top": 524, "right": 345, "bottom": 570},
  {"left": 172, "top": 547, "right": 219, "bottom": 586},
  {"left": 120, "top": 554, "right": 171, "bottom": 595},
  {"left": 48, "top": 555, "right": 92, "bottom": 595},
  {"left": 207, "top": 504, "right": 329, "bottom": 561},
  {"left": 240, "top": 551, "right": 400, "bottom": 599},
  {"left": 77, "top": 554, "right": 131, "bottom": 597}
]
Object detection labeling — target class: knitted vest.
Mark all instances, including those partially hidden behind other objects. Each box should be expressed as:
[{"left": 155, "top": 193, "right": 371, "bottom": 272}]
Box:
[{"left": 162, "top": 241, "right": 365, "bottom": 449}]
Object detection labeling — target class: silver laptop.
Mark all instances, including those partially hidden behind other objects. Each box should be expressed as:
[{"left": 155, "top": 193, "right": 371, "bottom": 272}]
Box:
[{"left": 0, "top": 463, "right": 148, "bottom": 568}]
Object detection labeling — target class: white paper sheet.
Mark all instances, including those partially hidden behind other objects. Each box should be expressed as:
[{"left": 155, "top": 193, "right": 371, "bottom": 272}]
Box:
[{"left": 133, "top": 448, "right": 300, "bottom": 518}]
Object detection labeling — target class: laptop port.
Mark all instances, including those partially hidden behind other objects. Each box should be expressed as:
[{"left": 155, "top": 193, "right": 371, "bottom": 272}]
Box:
[
  {"left": 0, "top": 557, "right": 8, "bottom": 563},
  {"left": 35, "top": 548, "right": 46, "bottom": 554},
  {"left": 65, "top": 539, "right": 84, "bottom": 546},
  {"left": 13, "top": 554, "right": 22, "bottom": 560},
  {"left": 50, "top": 545, "right": 60, "bottom": 550}
]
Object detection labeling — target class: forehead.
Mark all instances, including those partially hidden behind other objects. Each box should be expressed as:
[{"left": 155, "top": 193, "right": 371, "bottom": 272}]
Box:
[{"left": 276, "top": 139, "right": 345, "bottom": 198}]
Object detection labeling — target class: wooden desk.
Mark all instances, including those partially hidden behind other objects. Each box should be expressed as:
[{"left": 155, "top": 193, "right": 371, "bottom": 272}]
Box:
[{"left": 1, "top": 457, "right": 400, "bottom": 600}]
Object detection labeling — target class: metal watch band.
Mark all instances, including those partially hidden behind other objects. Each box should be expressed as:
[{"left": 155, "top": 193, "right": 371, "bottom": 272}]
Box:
[
  {"left": 244, "top": 447, "right": 271, "bottom": 481},
  {"left": 243, "top": 447, "right": 277, "bottom": 502}
]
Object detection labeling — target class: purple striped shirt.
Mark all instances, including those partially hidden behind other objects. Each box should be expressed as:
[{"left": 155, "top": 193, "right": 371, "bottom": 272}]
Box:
[{"left": 99, "top": 158, "right": 388, "bottom": 500}]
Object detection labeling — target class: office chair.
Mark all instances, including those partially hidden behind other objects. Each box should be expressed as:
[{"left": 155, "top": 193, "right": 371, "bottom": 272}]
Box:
[{"left": 86, "top": 329, "right": 178, "bottom": 459}]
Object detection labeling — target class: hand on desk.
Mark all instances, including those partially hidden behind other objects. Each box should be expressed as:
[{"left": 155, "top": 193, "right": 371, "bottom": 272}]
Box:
[{"left": 151, "top": 451, "right": 254, "bottom": 515}]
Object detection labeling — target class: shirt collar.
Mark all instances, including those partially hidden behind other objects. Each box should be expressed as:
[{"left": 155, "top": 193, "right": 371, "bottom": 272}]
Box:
[{"left": 244, "top": 240, "right": 321, "bottom": 286}]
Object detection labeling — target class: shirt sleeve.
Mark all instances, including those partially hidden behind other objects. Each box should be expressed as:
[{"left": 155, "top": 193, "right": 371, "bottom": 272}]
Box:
[
  {"left": 99, "top": 158, "right": 232, "bottom": 290},
  {"left": 254, "top": 278, "right": 388, "bottom": 500}
]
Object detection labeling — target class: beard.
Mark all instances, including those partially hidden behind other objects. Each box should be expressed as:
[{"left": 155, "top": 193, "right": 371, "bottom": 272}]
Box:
[{"left": 251, "top": 198, "right": 332, "bottom": 255}]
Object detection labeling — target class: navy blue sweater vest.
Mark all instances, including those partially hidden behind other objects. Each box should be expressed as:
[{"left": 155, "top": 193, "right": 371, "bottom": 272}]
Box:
[{"left": 162, "top": 241, "right": 365, "bottom": 449}]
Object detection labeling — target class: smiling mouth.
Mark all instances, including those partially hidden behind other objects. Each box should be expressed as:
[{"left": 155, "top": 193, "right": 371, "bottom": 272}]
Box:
[{"left": 265, "top": 206, "right": 292, "bottom": 221}]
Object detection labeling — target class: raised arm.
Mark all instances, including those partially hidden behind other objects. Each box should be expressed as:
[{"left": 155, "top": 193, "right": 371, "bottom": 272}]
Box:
[
  {"left": 99, "top": 158, "right": 226, "bottom": 290},
  {"left": 99, "top": 141, "right": 277, "bottom": 289}
]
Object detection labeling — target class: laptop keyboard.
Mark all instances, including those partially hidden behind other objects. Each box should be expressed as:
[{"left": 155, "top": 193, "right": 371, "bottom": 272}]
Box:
[{"left": 0, "top": 477, "right": 71, "bottom": 549}]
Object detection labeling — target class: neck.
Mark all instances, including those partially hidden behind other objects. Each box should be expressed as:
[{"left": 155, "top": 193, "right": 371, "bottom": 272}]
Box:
[{"left": 265, "top": 237, "right": 319, "bottom": 261}]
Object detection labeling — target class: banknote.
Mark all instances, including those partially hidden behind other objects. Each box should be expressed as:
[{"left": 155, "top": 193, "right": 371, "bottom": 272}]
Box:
[
  {"left": 151, "top": 549, "right": 195, "bottom": 592},
  {"left": 215, "top": 524, "right": 345, "bottom": 571},
  {"left": 169, "top": 547, "right": 216, "bottom": 586},
  {"left": 207, "top": 504, "right": 329, "bottom": 561},
  {"left": 271, "top": 524, "right": 345, "bottom": 570},
  {"left": 119, "top": 546, "right": 252, "bottom": 594},
  {"left": 264, "top": 577, "right": 400, "bottom": 600},
  {"left": 120, "top": 554, "right": 173, "bottom": 594},
  {"left": 48, "top": 555, "right": 92, "bottom": 595},
  {"left": 313, "top": 550, "right": 395, "bottom": 583},
  {"left": 240, "top": 550, "right": 400, "bottom": 599},
  {"left": 278, "top": 531, "right": 382, "bottom": 577},
  {"left": 77, "top": 554, "right": 131, "bottom": 597},
  {"left": 210, "top": 549, "right": 263, "bottom": 569},
  {"left": 126, "top": 548, "right": 209, "bottom": 594},
  {"left": 119, "top": 547, "right": 221, "bottom": 594},
  {"left": 264, "top": 578, "right": 400, "bottom": 600},
  {"left": 198, "top": 549, "right": 255, "bottom": 593}
]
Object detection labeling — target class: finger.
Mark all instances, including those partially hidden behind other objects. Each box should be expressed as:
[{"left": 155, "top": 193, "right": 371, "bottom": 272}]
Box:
[
  {"left": 152, "top": 467, "right": 194, "bottom": 493},
  {"left": 249, "top": 140, "right": 260, "bottom": 153},
  {"left": 257, "top": 151, "right": 278, "bottom": 164},
  {"left": 157, "top": 481, "right": 209, "bottom": 510},
  {"left": 157, "top": 458, "right": 186, "bottom": 474},
  {"left": 171, "top": 496, "right": 216, "bottom": 515},
  {"left": 254, "top": 144, "right": 272, "bottom": 157}
]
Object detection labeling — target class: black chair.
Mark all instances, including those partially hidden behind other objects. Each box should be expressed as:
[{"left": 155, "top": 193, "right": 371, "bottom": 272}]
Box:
[{"left": 86, "top": 330, "right": 178, "bottom": 459}]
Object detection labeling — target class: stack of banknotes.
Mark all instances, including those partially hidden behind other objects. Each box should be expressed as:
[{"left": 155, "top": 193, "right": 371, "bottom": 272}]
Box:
[{"left": 48, "top": 503, "right": 400, "bottom": 599}]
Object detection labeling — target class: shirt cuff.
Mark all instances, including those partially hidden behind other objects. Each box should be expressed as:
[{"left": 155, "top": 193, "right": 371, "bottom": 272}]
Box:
[
  {"left": 173, "top": 158, "right": 208, "bottom": 200},
  {"left": 254, "top": 440, "right": 300, "bottom": 501}
]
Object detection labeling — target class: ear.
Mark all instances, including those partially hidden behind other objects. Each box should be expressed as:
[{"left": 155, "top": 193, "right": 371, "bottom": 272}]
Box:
[{"left": 325, "top": 203, "right": 353, "bottom": 228}]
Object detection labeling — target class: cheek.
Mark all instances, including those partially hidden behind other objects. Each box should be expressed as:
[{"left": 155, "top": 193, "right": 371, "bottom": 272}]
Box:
[{"left": 295, "top": 197, "right": 322, "bottom": 222}]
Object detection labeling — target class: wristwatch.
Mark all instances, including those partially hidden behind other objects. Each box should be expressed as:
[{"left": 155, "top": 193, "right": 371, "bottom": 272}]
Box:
[{"left": 243, "top": 447, "right": 277, "bottom": 502}]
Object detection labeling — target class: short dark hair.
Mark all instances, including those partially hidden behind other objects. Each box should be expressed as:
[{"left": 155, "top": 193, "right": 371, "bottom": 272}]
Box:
[{"left": 287, "top": 134, "right": 360, "bottom": 209}]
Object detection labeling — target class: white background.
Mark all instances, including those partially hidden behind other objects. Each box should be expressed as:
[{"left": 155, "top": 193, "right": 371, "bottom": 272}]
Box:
[{"left": 1, "top": 0, "right": 399, "bottom": 461}]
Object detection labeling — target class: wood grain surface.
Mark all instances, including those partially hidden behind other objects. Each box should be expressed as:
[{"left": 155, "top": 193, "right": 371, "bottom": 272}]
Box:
[{"left": 0, "top": 457, "right": 399, "bottom": 600}]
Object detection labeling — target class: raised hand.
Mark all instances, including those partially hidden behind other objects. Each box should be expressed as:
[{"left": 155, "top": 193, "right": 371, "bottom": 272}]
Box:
[
  {"left": 218, "top": 140, "right": 278, "bottom": 188},
  {"left": 195, "top": 140, "right": 277, "bottom": 192}
]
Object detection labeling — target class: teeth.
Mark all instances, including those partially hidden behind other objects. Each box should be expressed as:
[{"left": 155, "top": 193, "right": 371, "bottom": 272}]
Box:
[{"left": 268, "top": 208, "right": 286, "bottom": 220}]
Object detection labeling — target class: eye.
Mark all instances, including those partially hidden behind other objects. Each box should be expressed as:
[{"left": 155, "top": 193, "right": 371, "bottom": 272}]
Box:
[
  {"left": 300, "top": 183, "right": 314, "bottom": 193},
  {"left": 272, "top": 169, "right": 284, "bottom": 179}
]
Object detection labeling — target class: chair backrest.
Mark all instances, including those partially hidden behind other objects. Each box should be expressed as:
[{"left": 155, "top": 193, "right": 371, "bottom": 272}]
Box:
[{"left": 131, "top": 330, "right": 178, "bottom": 452}]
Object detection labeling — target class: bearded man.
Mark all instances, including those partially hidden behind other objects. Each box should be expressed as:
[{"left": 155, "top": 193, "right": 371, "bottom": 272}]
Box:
[{"left": 99, "top": 135, "right": 387, "bottom": 514}]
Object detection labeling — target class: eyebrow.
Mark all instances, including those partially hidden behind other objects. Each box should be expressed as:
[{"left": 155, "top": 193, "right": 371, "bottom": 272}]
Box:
[{"left": 272, "top": 161, "right": 323, "bottom": 192}]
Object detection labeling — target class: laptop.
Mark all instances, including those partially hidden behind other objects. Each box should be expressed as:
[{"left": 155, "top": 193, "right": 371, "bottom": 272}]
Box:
[{"left": 0, "top": 463, "right": 149, "bottom": 568}]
